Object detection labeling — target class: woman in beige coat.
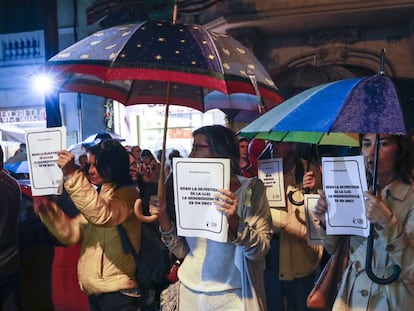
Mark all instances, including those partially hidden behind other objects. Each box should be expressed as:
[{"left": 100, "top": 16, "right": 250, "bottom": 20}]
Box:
[
  {"left": 313, "top": 134, "right": 414, "bottom": 310},
  {"left": 34, "top": 140, "right": 141, "bottom": 311}
]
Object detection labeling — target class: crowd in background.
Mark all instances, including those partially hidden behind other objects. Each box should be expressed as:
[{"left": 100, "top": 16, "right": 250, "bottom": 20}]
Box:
[{"left": 1, "top": 127, "right": 414, "bottom": 311}]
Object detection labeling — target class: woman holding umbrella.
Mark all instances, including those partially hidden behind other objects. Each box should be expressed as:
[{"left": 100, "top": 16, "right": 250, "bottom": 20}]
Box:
[{"left": 312, "top": 134, "right": 414, "bottom": 310}]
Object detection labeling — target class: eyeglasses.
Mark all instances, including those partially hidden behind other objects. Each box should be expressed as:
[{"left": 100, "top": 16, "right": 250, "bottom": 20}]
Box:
[{"left": 191, "top": 143, "right": 210, "bottom": 152}]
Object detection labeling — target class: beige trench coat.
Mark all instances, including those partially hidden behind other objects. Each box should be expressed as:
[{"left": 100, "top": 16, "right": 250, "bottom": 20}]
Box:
[{"left": 322, "top": 180, "right": 414, "bottom": 311}]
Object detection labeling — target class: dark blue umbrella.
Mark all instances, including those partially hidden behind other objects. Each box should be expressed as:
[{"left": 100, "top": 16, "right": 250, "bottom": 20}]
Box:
[
  {"left": 42, "top": 18, "right": 283, "bottom": 199},
  {"left": 44, "top": 20, "right": 282, "bottom": 107}
]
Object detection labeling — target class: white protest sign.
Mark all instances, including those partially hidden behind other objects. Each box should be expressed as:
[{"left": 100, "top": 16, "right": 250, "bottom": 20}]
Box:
[
  {"left": 258, "top": 158, "right": 285, "bottom": 208},
  {"left": 173, "top": 157, "right": 230, "bottom": 242},
  {"left": 26, "top": 127, "right": 66, "bottom": 196},
  {"left": 322, "top": 155, "right": 369, "bottom": 237}
]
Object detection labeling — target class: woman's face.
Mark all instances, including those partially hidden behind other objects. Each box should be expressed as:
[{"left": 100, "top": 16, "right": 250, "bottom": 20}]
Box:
[
  {"left": 141, "top": 156, "right": 151, "bottom": 165},
  {"left": 189, "top": 134, "right": 213, "bottom": 158},
  {"left": 88, "top": 154, "right": 106, "bottom": 186},
  {"left": 361, "top": 134, "right": 398, "bottom": 178},
  {"left": 129, "top": 154, "right": 138, "bottom": 182},
  {"left": 239, "top": 140, "right": 249, "bottom": 160}
]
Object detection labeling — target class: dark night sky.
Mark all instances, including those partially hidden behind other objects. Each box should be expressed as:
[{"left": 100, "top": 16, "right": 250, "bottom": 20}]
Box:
[{"left": 0, "top": 0, "right": 45, "bottom": 34}]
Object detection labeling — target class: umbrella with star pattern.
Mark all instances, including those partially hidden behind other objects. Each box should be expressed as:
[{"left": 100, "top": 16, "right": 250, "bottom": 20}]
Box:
[
  {"left": 42, "top": 20, "right": 283, "bottom": 199},
  {"left": 44, "top": 20, "right": 281, "bottom": 106}
]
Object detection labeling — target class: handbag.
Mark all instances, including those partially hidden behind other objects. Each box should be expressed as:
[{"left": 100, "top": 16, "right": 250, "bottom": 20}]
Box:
[
  {"left": 160, "top": 280, "right": 180, "bottom": 311},
  {"left": 307, "top": 236, "right": 350, "bottom": 310},
  {"left": 118, "top": 223, "right": 171, "bottom": 290}
]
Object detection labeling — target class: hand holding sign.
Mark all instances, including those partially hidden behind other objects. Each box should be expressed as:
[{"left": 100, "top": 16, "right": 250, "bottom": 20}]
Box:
[
  {"left": 26, "top": 127, "right": 66, "bottom": 196},
  {"left": 322, "top": 155, "right": 369, "bottom": 237}
]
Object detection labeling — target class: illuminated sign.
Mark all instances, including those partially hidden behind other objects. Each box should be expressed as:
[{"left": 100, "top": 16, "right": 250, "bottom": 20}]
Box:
[{"left": 0, "top": 106, "right": 46, "bottom": 123}]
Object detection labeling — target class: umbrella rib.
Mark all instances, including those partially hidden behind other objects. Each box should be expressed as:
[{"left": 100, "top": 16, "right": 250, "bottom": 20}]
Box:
[
  {"left": 202, "top": 28, "right": 225, "bottom": 81},
  {"left": 126, "top": 79, "right": 137, "bottom": 105}
]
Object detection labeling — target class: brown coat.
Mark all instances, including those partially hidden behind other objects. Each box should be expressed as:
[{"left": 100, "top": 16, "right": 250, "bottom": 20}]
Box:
[{"left": 270, "top": 160, "right": 323, "bottom": 280}]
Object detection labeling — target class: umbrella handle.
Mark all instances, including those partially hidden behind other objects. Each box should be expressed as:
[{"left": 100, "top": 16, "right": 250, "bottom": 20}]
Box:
[
  {"left": 365, "top": 134, "right": 401, "bottom": 284},
  {"left": 288, "top": 154, "right": 312, "bottom": 205},
  {"left": 365, "top": 223, "right": 401, "bottom": 284},
  {"left": 287, "top": 190, "right": 304, "bottom": 206}
]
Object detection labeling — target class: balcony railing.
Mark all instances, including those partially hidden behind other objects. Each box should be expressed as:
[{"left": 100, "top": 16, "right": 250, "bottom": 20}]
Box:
[{"left": 0, "top": 30, "right": 45, "bottom": 66}]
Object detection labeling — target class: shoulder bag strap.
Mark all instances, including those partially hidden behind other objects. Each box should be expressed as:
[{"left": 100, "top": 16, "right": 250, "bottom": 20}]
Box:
[{"left": 117, "top": 225, "right": 139, "bottom": 262}]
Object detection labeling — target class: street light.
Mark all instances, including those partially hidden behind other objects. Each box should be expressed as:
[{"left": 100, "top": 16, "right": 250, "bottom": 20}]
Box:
[{"left": 31, "top": 73, "right": 55, "bottom": 95}]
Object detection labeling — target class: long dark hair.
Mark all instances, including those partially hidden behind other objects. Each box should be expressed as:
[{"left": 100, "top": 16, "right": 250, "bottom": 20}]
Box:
[
  {"left": 360, "top": 134, "right": 414, "bottom": 184},
  {"left": 89, "top": 139, "right": 132, "bottom": 187},
  {"left": 192, "top": 125, "right": 241, "bottom": 175},
  {"left": 392, "top": 135, "right": 414, "bottom": 184}
]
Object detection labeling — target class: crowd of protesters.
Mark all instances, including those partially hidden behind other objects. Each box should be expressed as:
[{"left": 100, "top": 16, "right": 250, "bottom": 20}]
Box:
[{"left": 1, "top": 124, "right": 414, "bottom": 311}]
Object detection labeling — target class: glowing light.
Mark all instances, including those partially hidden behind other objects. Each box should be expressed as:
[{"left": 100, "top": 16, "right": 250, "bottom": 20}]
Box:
[{"left": 32, "top": 73, "right": 55, "bottom": 94}]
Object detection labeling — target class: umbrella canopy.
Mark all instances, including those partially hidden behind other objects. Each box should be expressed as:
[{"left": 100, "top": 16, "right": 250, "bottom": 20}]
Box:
[
  {"left": 43, "top": 19, "right": 283, "bottom": 199},
  {"left": 68, "top": 131, "right": 125, "bottom": 163},
  {"left": 0, "top": 123, "right": 26, "bottom": 143},
  {"left": 4, "top": 152, "right": 29, "bottom": 175},
  {"left": 239, "top": 73, "right": 414, "bottom": 284},
  {"left": 58, "top": 75, "right": 281, "bottom": 116},
  {"left": 240, "top": 75, "right": 414, "bottom": 143},
  {"left": 45, "top": 21, "right": 282, "bottom": 105},
  {"left": 204, "top": 91, "right": 279, "bottom": 122},
  {"left": 4, "top": 160, "right": 29, "bottom": 174},
  {"left": 82, "top": 131, "right": 125, "bottom": 147}
]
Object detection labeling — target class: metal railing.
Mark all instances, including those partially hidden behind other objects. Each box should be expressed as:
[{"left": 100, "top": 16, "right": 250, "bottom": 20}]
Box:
[{"left": 0, "top": 30, "right": 45, "bottom": 66}]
